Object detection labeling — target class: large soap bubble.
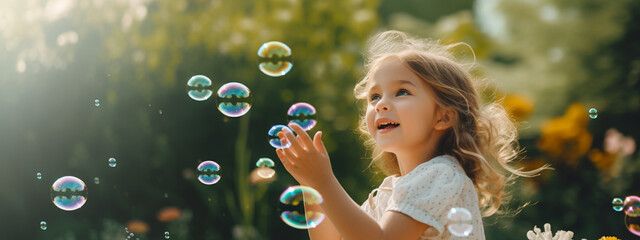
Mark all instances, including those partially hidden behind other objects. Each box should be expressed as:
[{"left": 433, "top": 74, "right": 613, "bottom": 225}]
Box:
[
  {"left": 257, "top": 41, "right": 293, "bottom": 77},
  {"left": 50, "top": 176, "right": 88, "bottom": 211},
  {"left": 279, "top": 186, "right": 324, "bottom": 229},
  {"left": 216, "top": 82, "right": 252, "bottom": 117}
]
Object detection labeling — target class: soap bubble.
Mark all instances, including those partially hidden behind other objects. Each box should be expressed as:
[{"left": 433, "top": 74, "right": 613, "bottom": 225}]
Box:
[
  {"left": 94, "top": 99, "right": 100, "bottom": 107},
  {"left": 94, "top": 177, "right": 100, "bottom": 184},
  {"left": 164, "top": 231, "right": 170, "bottom": 239},
  {"left": 446, "top": 207, "right": 473, "bottom": 237},
  {"left": 268, "top": 125, "right": 293, "bottom": 149},
  {"left": 197, "top": 161, "right": 221, "bottom": 185},
  {"left": 50, "top": 176, "right": 88, "bottom": 211},
  {"left": 108, "top": 158, "right": 116, "bottom": 167},
  {"left": 588, "top": 108, "right": 598, "bottom": 119},
  {"left": 257, "top": 41, "right": 292, "bottom": 77},
  {"left": 613, "top": 197, "right": 624, "bottom": 212},
  {"left": 216, "top": 82, "right": 252, "bottom": 117},
  {"left": 40, "top": 221, "right": 47, "bottom": 230},
  {"left": 279, "top": 186, "right": 324, "bottom": 229},
  {"left": 624, "top": 195, "right": 640, "bottom": 217},
  {"left": 37, "top": 172, "right": 42, "bottom": 180},
  {"left": 626, "top": 213, "right": 640, "bottom": 237},
  {"left": 256, "top": 158, "right": 276, "bottom": 178},
  {"left": 287, "top": 102, "right": 317, "bottom": 131},
  {"left": 186, "top": 75, "right": 213, "bottom": 101}
]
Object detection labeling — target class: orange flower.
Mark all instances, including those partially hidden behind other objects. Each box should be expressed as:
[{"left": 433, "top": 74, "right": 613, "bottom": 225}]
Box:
[
  {"left": 537, "top": 103, "right": 593, "bottom": 166},
  {"left": 501, "top": 94, "right": 534, "bottom": 122},
  {"left": 598, "top": 236, "right": 620, "bottom": 240},
  {"left": 589, "top": 149, "right": 616, "bottom": 172},
  {"left": 157, "top": 206, "right": 182, "bottom": 222},
  {"left": 126, "top": 220, "right": 149, "bottom": 234}
]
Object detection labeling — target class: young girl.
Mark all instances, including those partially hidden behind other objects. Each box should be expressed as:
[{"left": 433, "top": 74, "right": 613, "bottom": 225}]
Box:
[{"left": 275, "top": 30, "right": 548, "bottom": 240}]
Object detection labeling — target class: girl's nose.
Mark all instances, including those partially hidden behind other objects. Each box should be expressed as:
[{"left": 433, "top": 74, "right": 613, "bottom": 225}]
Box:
[{"left": 375, "top": 102, "right": 390, "bottom": 112}]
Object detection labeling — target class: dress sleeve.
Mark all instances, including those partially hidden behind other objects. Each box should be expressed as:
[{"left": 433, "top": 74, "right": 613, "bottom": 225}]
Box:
[{"left": 387, "top": 162, "right": 465, "bottom": 237}]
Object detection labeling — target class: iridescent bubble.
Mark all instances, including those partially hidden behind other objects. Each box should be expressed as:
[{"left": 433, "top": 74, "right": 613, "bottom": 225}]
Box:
[
  {"left": 94, "top": 177, "right": 100, "bottom": 185},
  {"left": 287, "top": 102, "right": 317, "bottom": 131},
  {"left": 257, "top": 41, "right": 293, "bottom": 77},
  {"left": 446, "top": 207, "right": 473, "bottom": 237},
  {"left": 40, "top": 221, "right": 47, "bottom": 230},
  {"left": 624, "top": 195, "right": 640, "bottom": 217},
  {"left": 197, "top": 161, "right": 221, "bottom": 185},
  {"left": 216, "top": 82, "right": 252, "bottom": 117},
  {"left": 94, "top": 99, "right": 100, "bottom": 107},
  {"left": 268, "top": 125, "right": 293, "bottom": 149},
  {"left": 50, "top": 176, "right": 88, "bottom": 211},
  {"left": 256, "top": 158, "right": 276, "bottom": 178},
  {"left": 613, "top": 197, "right": 624, "bottom": 212},
  {"left": 626, "top": 213, "right": 640, "bottom": 237},
  {"left": 279, "top": 185, "right": 325, "bottom": 229},
  {"left": 589, "top": 108, "right": 598, "bottom": 119},
  {"left": 256, "top": 158, "right": 275, "bottom": 168},
  {"left": 37, "top": 172, "right": 42, "bottom": 180},
  {"left": 108, "top": 158, "right": 117, "bottom": 167},
  {"left": 164, "top": 231, "right": 170, "bottom": 239},
  {"left": 186, "top": 75, "right": 213, "bottom": 101}
]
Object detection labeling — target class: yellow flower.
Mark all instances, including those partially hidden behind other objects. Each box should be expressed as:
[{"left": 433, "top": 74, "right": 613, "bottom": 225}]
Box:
[
  {"left": 537, "top": 103, "right": 593, "bottom": 166},
  {"left": 598, "top": 236, "right": 620, "bottom": 240},
  {"left": 501, "top": 94, "right": 535, "bottom": 122}
]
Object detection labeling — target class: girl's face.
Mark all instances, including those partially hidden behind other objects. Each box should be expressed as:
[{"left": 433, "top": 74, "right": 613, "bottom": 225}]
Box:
[{"left": 365, "top": 58, "right": 440, "bottom": 153}]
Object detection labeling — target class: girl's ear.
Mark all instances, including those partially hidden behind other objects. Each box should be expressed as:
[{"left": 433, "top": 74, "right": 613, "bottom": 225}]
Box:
[{"left": 434, "top": 107, "right": 456, "bottom": 131}]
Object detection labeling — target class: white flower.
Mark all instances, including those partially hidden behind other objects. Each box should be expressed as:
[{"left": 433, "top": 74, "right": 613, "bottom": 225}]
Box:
[{"left": 526, "top": 223, "right": 583, "bottom": 240}]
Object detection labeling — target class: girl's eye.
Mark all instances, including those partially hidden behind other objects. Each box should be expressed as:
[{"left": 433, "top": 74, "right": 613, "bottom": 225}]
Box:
[
  {"left": 369, "top": 94, "right": 381, "bottom": 101},
  {"left": 397, "top": 89, "right": 411, "bottom": 96}
]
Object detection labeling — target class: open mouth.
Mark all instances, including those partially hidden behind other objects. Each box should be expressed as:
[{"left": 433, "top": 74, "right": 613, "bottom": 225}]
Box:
[{"left": 377, "top": 121, "right": 400, "bottom": 130}]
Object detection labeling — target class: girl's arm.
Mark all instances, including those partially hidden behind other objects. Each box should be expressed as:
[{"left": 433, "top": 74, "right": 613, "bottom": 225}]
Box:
[
  {"left": 303, "top": 200, "right": 341, "bottom": 240},
  {"left": 276, "top": 123, "right": 429, "bottom": 240}
]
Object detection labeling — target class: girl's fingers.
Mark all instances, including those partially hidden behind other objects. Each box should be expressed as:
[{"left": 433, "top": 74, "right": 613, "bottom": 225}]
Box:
[
  {"left": 313, "top": 131, "right": 328, "bottom": 154},
  {"left": 276, "top": 149, "right": 295, "bottom": 168},
  {"left": 279, "top": 130, "right": 304, "bottom": 155},
  {"left": 288, "top": 123, "right": 314, "bottom": 149}
]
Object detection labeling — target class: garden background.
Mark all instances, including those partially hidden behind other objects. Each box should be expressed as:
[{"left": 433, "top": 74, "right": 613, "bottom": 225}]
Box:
[{"left": 0, "top": 0, "right": 639, "bottom": 239}]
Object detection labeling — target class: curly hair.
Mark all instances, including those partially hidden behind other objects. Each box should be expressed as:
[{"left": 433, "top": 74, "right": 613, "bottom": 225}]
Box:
[{"left": 353, "top": 30, "right": 549, "bottom": 216}]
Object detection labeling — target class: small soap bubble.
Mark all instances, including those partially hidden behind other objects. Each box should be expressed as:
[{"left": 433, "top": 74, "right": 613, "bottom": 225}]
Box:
[
  {"left": 287, "top": 102, "right": 317, "bottom": 131},
  {"left": 164, "top": 231, "right": 170, "bottom": 239},
  {"left": 256, "top": 158, "right": 276, "bottom": 178},
  {"left": 37, "top": 172, "right": 42, "bottom": 180},
  {"left": 216, "top": 82, "right": 252, "bottom": 117},
  {"left": 197, "top": 161, "right": 221, "bottom": 185},
  {"left": 108, "top": 158, "right": 117, "bottom": 167},
  {"left": 50, "top": 176, "right": 88, "bottom": 211},
  {"left": 257, "top": 41, "right": 293, "bottom": 77},
  {"left": 40, "top": 221, "right": 47, "bottom": 230},
  {"left": 624, "top": 195, "right": 640, "bottom": 217},
  {"left": 94, "top": 99, "right": 100, "bottom": 107},
  {"left": 94, "top": 177, "right": 100, "bottom": 185},
  {"left": 588, "top": 108, "right": 598, "bottom": 119},
  {"left": 613, "top": 197, "right": 624, "bottom": 212},
  {"left": 256, "top": 158, "right": 275, "bottom": 168},
  {"left": 626, "top": 213, "right": 640, "bottom": 237},
  {"left": 268, "top": 125, "right": 293, "bottom": 149},
  {"left": 446, "top": 207, "right": 473, "bottom": 237},
  {"left": 279, "top": 185, "right": 325, "bottom": 229},
  {"left": 186, "top": 75, "right": 214, "bottom": 101}
]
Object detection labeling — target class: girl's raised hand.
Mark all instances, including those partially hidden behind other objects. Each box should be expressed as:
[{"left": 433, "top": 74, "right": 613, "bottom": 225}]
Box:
[{"left": 275, "top": 122, "right": 334, "bottom": 189}]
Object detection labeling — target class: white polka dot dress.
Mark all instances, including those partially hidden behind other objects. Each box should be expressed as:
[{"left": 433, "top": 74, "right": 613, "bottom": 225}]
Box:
[{"left": 360, "top": 155, "right": 485, "bottom": 240}]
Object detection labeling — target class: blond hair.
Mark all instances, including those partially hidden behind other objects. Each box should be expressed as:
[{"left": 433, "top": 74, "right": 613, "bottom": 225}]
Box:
[{"left": 353, "top": 30, "right": 549, "bottom": 216}]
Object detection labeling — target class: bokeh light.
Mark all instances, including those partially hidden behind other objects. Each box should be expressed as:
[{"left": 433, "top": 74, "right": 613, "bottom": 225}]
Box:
[
  {"left": 186, "top": 75, "right": 214, "bottom": 101},
  {"left": 197, "top": 161, "right": 221, "bottom": 185},
  {"left": 50, "top": 176, "right": 88, "bottom": 211},
  {"left": 216, "top": 82, "right": 252, "bottom": 117},
  {"left": 268, "top": 125, "right": 293, "bottom": 149},
  {"left": 287, "top": 102, "right": 317, "bottom": 131},
  {"left": 157, "top": 206, "right": 182, "bottom": 222},
  {"left": 126, "top": 220, "right": 150, "bottom": 234},
  {"left": 257, "top": 41, "right": 293, "bottom": 77},
  {"left": 446, "top": 207, "right": 473, "bottom": 237},
  {"left": 279, "top": 185, "right": 324, "bottom": 229}
]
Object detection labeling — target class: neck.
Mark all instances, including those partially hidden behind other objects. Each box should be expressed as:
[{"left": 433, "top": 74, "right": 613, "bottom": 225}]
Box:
[{"left": 393, "top": 142, "right": 439, "bottom": 176}]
